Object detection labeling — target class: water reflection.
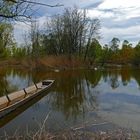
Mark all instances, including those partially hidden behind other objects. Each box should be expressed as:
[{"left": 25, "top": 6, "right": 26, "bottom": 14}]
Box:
[
  {"left": 48, "top": 71, "right": 99, "bottom": 120},
  {"left": 1, "top": 67, "right": 140, "bottom": 134}
]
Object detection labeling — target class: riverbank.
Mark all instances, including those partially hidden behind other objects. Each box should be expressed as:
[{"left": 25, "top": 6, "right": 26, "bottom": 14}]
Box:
[
  {"left": 0, "top": 56, "right": 87, "bottom": 70},
  {"left": 0, "top": 56, "right": 138, "bottom": 71}
]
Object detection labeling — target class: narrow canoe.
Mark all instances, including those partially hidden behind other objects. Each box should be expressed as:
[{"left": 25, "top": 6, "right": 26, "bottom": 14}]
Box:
[{"left": 0, "top": 80, "right": 54, "bottom": 119}]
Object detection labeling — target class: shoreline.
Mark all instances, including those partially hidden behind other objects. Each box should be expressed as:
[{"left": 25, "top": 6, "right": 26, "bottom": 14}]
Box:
[{"left": 0, "top": 56, "right": 139, "bottom": 71}]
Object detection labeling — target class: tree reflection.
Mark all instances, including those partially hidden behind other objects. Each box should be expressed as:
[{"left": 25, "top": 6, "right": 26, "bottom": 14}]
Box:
[
  {"left": 110, "top": 74, "right": 119, "bottom": 89},
  {"left": 0, "top": 75, "right": 8, "bottom": 97},
  {"left": 121, "top": 66, "right": 131, "bottom": 86},
  {"left": 100, "top": 69, "right": 120, "bottom": 89},
  {"left": 0, "top": 68, "right": 33, "bottom": 97},
  {"left": 132, "top": 69, "right": 140, "bottom": 88},
  {"left": 47, "top": 70, "right": 99, "bottom": 120},
  {"left": 1, "top": 67, "right": 140, "bottom": 123},
  {"left": 0, "top": 68, "right": 17, "bottom": 97}
]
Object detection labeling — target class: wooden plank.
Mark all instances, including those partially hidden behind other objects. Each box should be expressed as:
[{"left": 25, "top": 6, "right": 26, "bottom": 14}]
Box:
[{"left": 0, "top": 80, "right": 54, "bottom": 118}]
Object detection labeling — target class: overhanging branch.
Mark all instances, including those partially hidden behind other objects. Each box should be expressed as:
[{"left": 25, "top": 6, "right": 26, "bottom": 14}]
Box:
[
  {"left": 0, "top": 0, "right": 63, "bottom": 20},
  {"left": 5, "top": 0, "right": 63, "bottom": 7}
]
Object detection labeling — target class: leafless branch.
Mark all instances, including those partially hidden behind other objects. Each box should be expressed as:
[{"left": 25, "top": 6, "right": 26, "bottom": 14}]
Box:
[
  {"left": 5, "top": 0, "right": 63, "bottom": 7},
  {"left": 0, "top": 0, "right": 63, "bottom": 21},
  {"left": 20, "top": 0, "right": 63, "bottom": 7}
]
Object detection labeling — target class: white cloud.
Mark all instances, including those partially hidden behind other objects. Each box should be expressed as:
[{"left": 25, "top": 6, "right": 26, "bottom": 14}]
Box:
[
  {"left": 13, "top": 0, "right": 140, "bottom": 45},
  {"left": 85, "top": 0, "right": 140, "bottom": 21},
  {"left": 101, "top": 25, "right": 140, "bottom": 45},
  {"left": 14, "top": 22, "right": 30, "bottom": 45},
  {"left": 82, "top": 0, "right": 140, "bottom": 44},
  {"left": 98, "top": 0, "right": 140, "bottom": 9},
  {"left": 86, "top": 9, "right": 114, "bottom": 18},
  {"left": 111, "top": 7, "right": 140, "bottom": 21},
  {"left": 14, "top": 22, "right": 30, "bottom": 31},
  {"left": 14, "top": 15, "right": 48, "bottom": 45}
]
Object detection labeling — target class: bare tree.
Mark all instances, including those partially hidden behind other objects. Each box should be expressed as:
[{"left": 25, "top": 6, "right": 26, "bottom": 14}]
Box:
[
  {"left": 28, "top": 20, "right": 41, "bottom": 69},
  {"left": 84, "top": 19, "right": 101, "bottom": 61},
  {"left": 43, "top": 7, "right": 101, "bottom": 60},
  {"left": 0, "top": 0, "right": 63, "bottom": 21}
]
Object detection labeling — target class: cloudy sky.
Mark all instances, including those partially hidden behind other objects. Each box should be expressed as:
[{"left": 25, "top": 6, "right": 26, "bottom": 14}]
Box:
[{"left": 14, "top": 0, "right": 140, "bottom": 46}]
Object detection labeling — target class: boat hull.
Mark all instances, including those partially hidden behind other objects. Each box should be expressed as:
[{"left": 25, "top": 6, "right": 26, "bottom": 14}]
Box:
[{"left": 0, "top": 80, "right": 54, "bottom": 119}]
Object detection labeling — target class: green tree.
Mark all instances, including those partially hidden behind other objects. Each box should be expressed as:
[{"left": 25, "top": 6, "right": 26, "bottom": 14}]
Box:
[
  {"left": 100, "top": 44, "right": 111, "bottom": 66},
  {"left": 0, "top": 23, "right": 15, "bottom": 58},
  {"left": 43, "top": 7, "right": 100, "bottom": 60},
  {"left": 87, "top": 38, "right": 102, "bottom": 65},
  {"left": 109, "top": 37, "right": 120, "bottom": 63},
  {"left": 121, "top": 40, "right": 133, "bottom": 64},
  {"left": 110, "top": 37, "right": 120, "bottom": 53},
  {"left": 12, "top": 46, "right": 28, "bottom": 58},
  {"left": 132, "top": 41, "right": 140, "bottom": 65}
]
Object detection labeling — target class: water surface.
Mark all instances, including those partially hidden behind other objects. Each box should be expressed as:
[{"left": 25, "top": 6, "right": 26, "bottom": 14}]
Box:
[{"left": 0, "top": 67, "right": 140, "bottom": 136}]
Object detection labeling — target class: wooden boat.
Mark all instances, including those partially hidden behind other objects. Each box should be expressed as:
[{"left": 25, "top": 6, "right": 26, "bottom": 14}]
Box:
[{"left": 0, "top": 80, "right": 54, "bottom": 119}]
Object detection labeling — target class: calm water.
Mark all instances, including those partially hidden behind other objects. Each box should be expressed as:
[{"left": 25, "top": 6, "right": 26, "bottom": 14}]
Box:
[{"left": 0, "top": 67, "right": 140, "bottom": 136}]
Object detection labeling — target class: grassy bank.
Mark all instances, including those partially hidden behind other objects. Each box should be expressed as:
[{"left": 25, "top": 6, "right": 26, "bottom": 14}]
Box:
[
  {"left": 0, "top": 56, "right": 138, "bottom": 71},
  {"left": 1, "top": 128, "right": 139, "bottom": 140},
  {"left": 0, "top": 56, "right": 86, "bottom": 70}
]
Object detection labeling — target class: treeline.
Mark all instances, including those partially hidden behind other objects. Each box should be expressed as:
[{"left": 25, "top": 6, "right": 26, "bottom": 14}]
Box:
[
  {"left": 0, "top": 7, "right": 140, "bottom": 66},
  {"left": 100, "top": 38, "right": 140, "bottom": 65}
]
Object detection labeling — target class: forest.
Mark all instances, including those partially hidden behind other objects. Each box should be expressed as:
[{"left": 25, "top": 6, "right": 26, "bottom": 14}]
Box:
[{"left": 0, "top": 2, "right": 140, "bottom": 68}]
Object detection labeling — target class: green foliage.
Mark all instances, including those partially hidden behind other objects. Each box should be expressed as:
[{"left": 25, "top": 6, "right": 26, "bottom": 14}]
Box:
[
  {"left": 120, "top": 40, "right": 133, "bottom": 64},
  {"left": 100, "top": 44, "right": 111, "bottom": 65},
  {"left": 42, "top": 7, "right": 100, "bottom": 59},
  {"left": 132, "top": 41, "right": 140, "bottom": 65},
  {"left": 1, "top": 6, "right": 140, "bottom": 67},
  {"left": 0, "top": 22, "right": 15, "bottom": 58},
  {"left": 87, "top": 39, "right": 102, "bottom": 65},
  {"left": 110, "top": 37, "right": 120, "bottom": 53},
  {"left": 12, "top": 45, "right": 30, "bottom": 59}
]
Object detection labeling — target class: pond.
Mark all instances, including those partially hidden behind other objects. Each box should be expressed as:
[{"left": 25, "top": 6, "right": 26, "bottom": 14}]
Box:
[{"left": 0, "top": 67, "right": 140, "bottom": 136}]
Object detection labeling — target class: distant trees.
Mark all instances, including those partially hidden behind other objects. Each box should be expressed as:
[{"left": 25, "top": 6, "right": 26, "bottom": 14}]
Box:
[
  {"left": 100, "top": 44, "right": 111, "bottom": 66},
  {"left": 99, "top": 39, "right": 140, "bottom": 66},
  {"left": 132, "top": 41, "right": 140, "bottom": 65},
  {"left": 121, "top": 40, "right": 133, "bottom": 64},
  {"left": 87, "top": 39, "right": 102, "bottom": 65},
  {"left": 84, "top": 19, "right": 100, "bottom": 61},
  {"left": 0, "top": 23, "right": 15, "bottom": 58},
  {"left": 1, "top": 4, "right": 140, "bottom": 67},
  {"left": 30, "top": 20, "right": 43, "bottom": 68},
  {"left": 110, "top": 37, "right": 120, "bottom": 53},
  {"left": 12, "top": 46, "right": 28, "bottom": 58},
  {"left": 42, "top": 7, "right": 100, "bottom": 60},
  {"left": 108, "top": 38, "right": 120, "bottom": 62}
]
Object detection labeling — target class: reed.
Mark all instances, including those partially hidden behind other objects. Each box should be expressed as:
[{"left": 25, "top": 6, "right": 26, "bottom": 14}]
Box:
[{"left": 0, "top": 55, "right": 86, "bottom": 70}]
